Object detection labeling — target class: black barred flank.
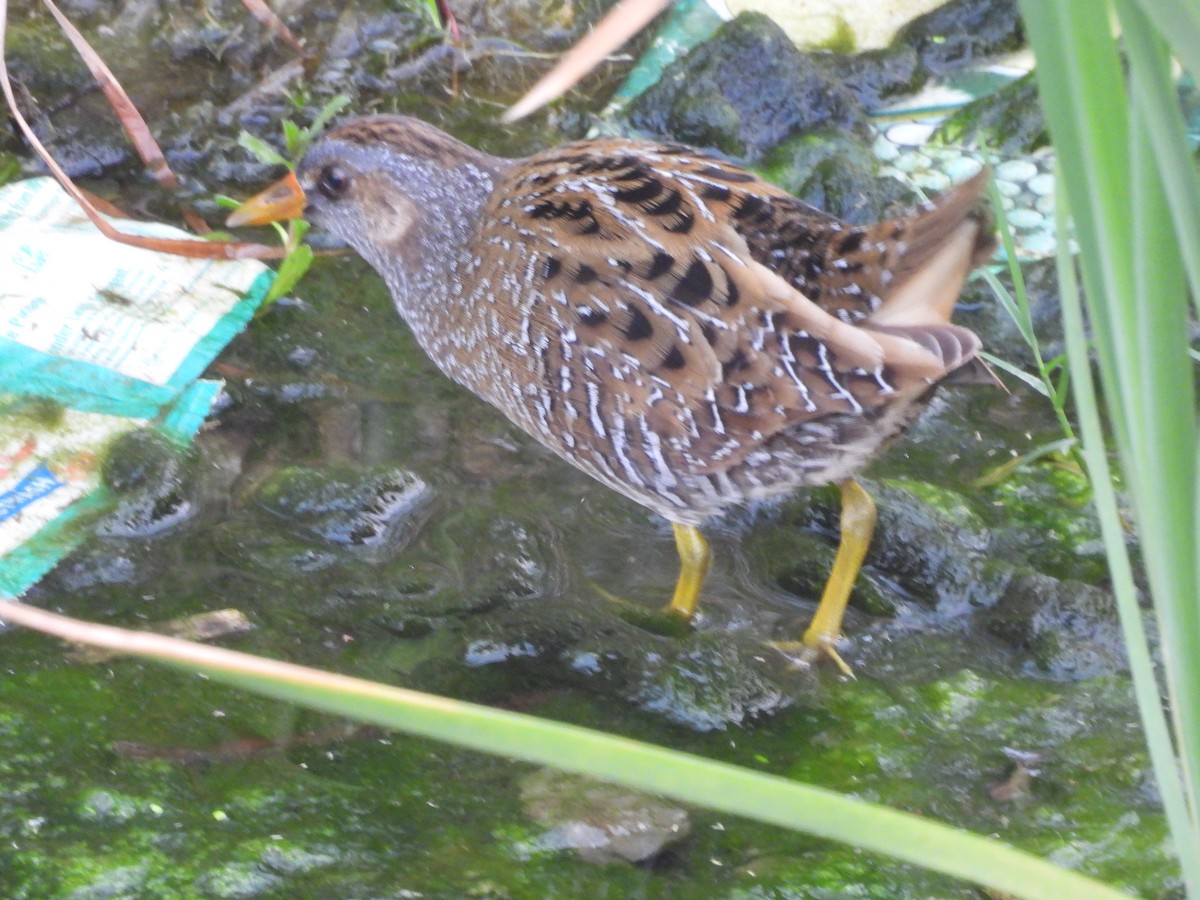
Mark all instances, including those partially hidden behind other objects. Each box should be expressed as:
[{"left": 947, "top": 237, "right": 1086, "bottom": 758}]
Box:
[
  {"left": 734, "top": 195, "right": 766, "bottom": 220},
  {"left": 721, "top": 348, "right": 750, "bottom": 379},
  {"left": 624, "top": 307, "right": 654, "bottom": 341},
  {"left": 578, "top": 307, "right": 607, "bottom": 327},
  {"left": 838, "top": 230, "right": 864, "bottom": 254},
  {"left": 661, "top": 345, "right": 687, "bottom": 370},
  {"left": 663, "top": 208, "right": 695, "bottom": 234},
  {"left": 646, "top": 188, "right": 684, "bottom": 219},
  {"left": 613, "top": 178, "right": 665, "bottom": 205},
  {"left": 701, "top": 183, "right": 732, "bottom": 202},
  {"left": 670, "top": 258, "right": 714, "bottom": 307},
  {"left": 723, "top": 276, "right": 740, "bottom": 307},
  {"left": 646, "top": 251, "right": 675, "bottom": 281}
]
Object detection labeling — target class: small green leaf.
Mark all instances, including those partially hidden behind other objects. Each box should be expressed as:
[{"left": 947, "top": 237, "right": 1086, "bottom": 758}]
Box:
[
  {"left": 979, "top": 352, "right": 1051, "bottom": 398},
  {"left": 307, "top": 94, "right": 353, "bottom": 140},
  {"left": 287, "top": 217, "right": 311, "bottom": 249},
  {"left": 282, "top": 120, "right": 302, "bottom": 158},
  {"left": 237, "top": 132, "right": 289, "bottom": 169},
  {"left": 265, "top": 244, "right": 314, "bottom": 303}
]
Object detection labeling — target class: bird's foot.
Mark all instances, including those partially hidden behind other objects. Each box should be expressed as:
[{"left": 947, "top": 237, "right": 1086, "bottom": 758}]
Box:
[{"left": 768, "top": 635, "right": 856, "bottom": 679}]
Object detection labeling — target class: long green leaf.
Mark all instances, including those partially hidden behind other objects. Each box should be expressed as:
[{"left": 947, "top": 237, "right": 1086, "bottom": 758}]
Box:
[
  {"left": 1055, "top": 188, "right": 1200, "bottom": 888},
  {"left": 1119, "top": 0, "right": 1200, "bottom": 316},
  {"left": 0, "top": 600, "right": 1134, "bottom": 900},
  {"left": 1018, "top": 2, "right": 1135, "bottom": 460},
  {"left": 1023, "top": 0, "right": 1200, "bottom": 892},
  {"left": 1132, "top": 0, "right": 1200, "bottom": 84},
  {"left": 1120, "top": 0, "right": 1200, "bottom": 825}
]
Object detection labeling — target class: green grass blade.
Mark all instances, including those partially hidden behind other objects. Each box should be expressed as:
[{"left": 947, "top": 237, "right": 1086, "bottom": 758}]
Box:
[
  {"left": 1022, "top": 1, "right": 1200, "bottom": 892},
  {"left": 1017, "top": 3, "right": 1135, "bottom": 465},
  {"left": 0, "top": 600, "right": 1137, "bottom": 900},
  {"left": 979, "top": 350, "right": 1051, "bottom": 398},
  {"left": 1119, "top": 0, "right": 1200, "bottom": 316},
  {"left": 237, "top": 131, "right": 289, "bottom": 169},
  {"left": 1054, "top": 189, "right": 1200, "bottom": 888},
  {"left": 1131, "top": 0, "right": 1200, "bottom": 83},
  {"left": 1120, "top": 3, "right": 1200, "bottom": 825},
  {"left": 1024, "top": 1, "right": 1200, "bottom": 891}
]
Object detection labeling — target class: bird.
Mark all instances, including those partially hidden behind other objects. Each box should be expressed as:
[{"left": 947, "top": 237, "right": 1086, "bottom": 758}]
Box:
[{"left": 228, "top": 115, "right": 995, "bottom": 673}]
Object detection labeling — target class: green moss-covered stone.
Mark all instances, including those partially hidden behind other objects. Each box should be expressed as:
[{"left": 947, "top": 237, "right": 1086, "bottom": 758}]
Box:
[{"left": 627, "top": 13, "right": 868, "bottom": 162}]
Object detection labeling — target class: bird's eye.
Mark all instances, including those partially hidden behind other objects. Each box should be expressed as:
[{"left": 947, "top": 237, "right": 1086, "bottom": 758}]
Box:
[{"left": 317, "top": 165, "right": 351, "bottom": 199}]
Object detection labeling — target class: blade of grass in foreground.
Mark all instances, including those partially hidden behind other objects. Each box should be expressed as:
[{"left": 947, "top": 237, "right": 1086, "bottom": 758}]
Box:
[
  {"left": 1054, "top": 188, "right": 1200, "bottom": 886},
  {"left": 1021, "top": 0, "right": 1200, "bottom": 891},
  {"left": 0, "top": 600, "right": 1133, "bottom": 900}
]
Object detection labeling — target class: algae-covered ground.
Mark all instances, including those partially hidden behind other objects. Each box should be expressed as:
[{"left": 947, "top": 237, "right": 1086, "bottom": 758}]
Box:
[{"left": 0, "top": 0, "right": 1180, "bottom": 896}]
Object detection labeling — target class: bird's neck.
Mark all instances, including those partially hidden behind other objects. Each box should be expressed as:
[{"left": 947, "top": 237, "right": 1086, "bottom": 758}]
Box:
[
  {"left": 375, "top": 158, "right": 508, "bottom": 389},
  {"left": 374, "top": 157, "right": 498, "bottom": 310}
]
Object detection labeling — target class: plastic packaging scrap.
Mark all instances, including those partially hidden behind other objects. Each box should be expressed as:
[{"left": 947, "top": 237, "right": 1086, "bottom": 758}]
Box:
[{"left": 0, "top": 176, "right": 272, "bottom": 597}]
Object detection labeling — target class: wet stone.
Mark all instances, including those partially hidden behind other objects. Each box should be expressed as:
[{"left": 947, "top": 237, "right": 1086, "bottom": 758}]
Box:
[
  {"left": 886, "top": 122, "right": 937, "bottom": 147},
  {"left": 898, "top": 0, "right": 1023, "bottom": 77},
  {"left": 208, "top": 521, "right": 342, "bottom": 576},
  {"left": 933, "top": 72, "right": 1047, "bottom": 156},
  {"left": 625, "top": 632, "right": 793, "bottom": 731},
  {"left": 759, "top": 132, "right": 908, "bottom": 224},
  {"left": 102, "top": 428, "right": 184, "bottom": 494},
  {"left": 46, "top": 547, "right": 139, "bottom": 591},
  {"left": 1005, "top": 207, "right": 1044, "bottom": 230},
  {"left": 978, "top": 572, "right": 1126, "bottom": 679},
  {"left": 944, "top": 155, "right": 984, "bottom": 181},
  {"left": 474, "top": 519, "right": 550, "bottom": 604},
  {"left": 519, "top": 769, "right": 690, "bottom": 864},
  {"left": 627, "top": 13, "right": 869, "bottom": 162},
  {"left": 464, "top": 639, "right": 539, "bottom": 667},
  {"left": 848, "top": 480, "right": 997, "bottom": 618},
  {"left": 815, "top": 44, "right": 923, "bottom": 110},
  {"left": 872, "top": 132, "right": 901, "bottom": 162},
  {"left": 1028, "top": 172, "right": 1056, "bottom": 196},
  {"left": 914, "top": 168, "right": 950, "bottom": 192},
  {"left": 993, "top": 178, "right": 1022, "bottom": 197},
  {"left": 995, "top": 158, "right": 1039, "bottom": 183},
  {"left": 97, "top": 479, "right": 196, "bottom": 539},
  {"left": 254, "top": 465, "right": 434, "bottom": 563},
  {"left": 1021, "top": 230, "right": 1057, "bottom": 256},
  {"left": 747, "top": 517, "right": 896, "bottom": 619}
]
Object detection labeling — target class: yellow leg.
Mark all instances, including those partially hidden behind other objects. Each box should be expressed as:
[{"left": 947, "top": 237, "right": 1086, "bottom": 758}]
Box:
[
  {"left": 666, "top": 522, "right": 712, "bottom": 619},
  {"left": 800, "top": 479, "right": 877, "bottom": 675}
]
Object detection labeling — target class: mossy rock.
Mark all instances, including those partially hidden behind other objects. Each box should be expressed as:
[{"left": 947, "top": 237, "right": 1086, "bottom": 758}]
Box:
[{"left": 627, "top": 12, "right": 869, "bottom": 162}]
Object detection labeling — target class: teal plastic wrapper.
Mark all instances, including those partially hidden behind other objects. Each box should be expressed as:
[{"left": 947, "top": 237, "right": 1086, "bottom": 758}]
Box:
[{"left": 0, "top": 177, "right": 272, "bottom": 596}]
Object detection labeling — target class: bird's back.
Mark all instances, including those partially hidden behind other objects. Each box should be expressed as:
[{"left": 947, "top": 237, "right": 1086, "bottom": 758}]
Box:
[{"left": 452, "top": 138, "right": 993, "bottom": 522}]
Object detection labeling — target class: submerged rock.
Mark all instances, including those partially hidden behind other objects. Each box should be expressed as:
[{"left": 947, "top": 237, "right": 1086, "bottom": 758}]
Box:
[
  {"left": 97, "top": 433, "right": 197, "bottom": 539},
  {"left": 253, "top": 464, "right": 434, "bottom": 563},
  {"left": 752, "top": 478, "right": 999, "bottom": 624},
  {"left": 519, "top": 769, "right": 690, "bottom": 864},
  {"left": 625, "top": 632, "right": 794, "bottom": 731},
  {"left": 980, "top": 572, "right": 1126, "bottom": 679}
]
